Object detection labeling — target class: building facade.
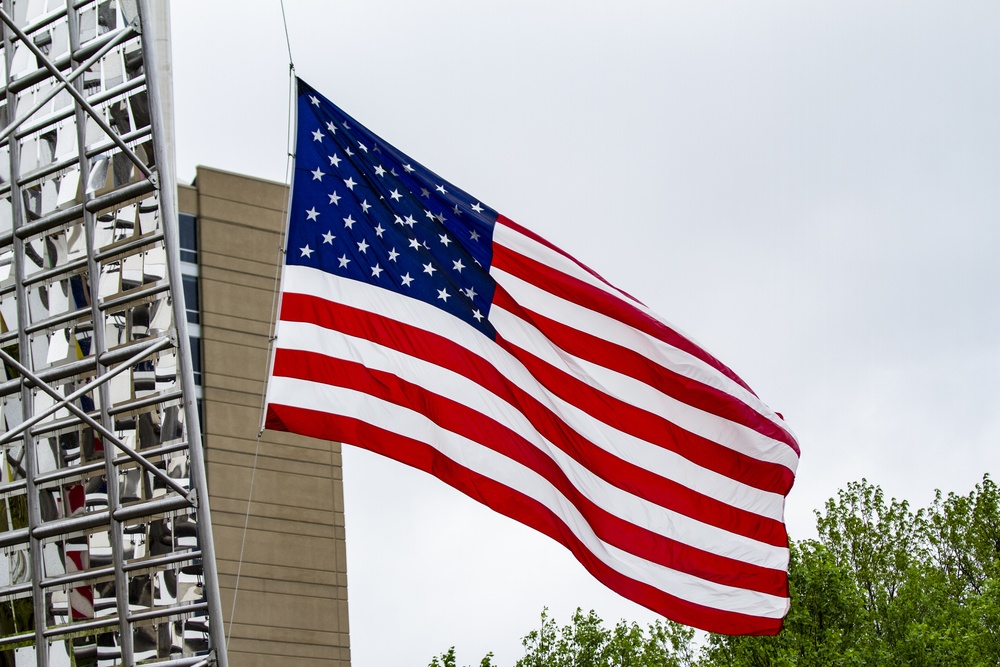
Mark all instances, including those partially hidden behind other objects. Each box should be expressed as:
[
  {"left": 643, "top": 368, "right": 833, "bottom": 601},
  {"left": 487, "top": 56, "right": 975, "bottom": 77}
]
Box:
[{"left": 178, "top": 167, "right": 350, "bottom": 666}]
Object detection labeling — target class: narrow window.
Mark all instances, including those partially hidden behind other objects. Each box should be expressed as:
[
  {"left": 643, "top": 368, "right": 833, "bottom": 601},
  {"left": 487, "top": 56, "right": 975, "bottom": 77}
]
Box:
[
  {"left": 182, "top": 274, "right": 200, "bottom": 324},
  {"left": 179, "top": 213, "right": 198, "bottom": 263},
  {"left": 189, "top": 335, "right": 202, "bottom": 385}
]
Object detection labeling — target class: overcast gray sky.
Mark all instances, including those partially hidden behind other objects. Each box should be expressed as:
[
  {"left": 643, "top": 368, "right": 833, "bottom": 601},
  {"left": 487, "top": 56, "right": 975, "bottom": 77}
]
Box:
[{"left": 171, "top": 2, "right": 1000, "bottom": 664}]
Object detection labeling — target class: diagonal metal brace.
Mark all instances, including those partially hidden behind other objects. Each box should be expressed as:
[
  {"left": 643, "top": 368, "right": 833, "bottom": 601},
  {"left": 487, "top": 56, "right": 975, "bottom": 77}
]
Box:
[
  {"left": 0, "top": 337, "right": 169, "bottom": 445},
  {"left": 0, "top": 339, "right": 194, "bottom": 501},
  {"left": 0, "top": 8, "right": 153, "bottom": 179},
  {"left": 0, "top": 24, "right": 137, "bottom": 145}
]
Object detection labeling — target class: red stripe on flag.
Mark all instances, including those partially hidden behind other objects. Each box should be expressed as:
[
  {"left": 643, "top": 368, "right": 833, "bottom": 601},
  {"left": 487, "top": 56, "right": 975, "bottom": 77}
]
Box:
[
  {"left": 264, "top": 403, "right": 787, "bottom": 635},
  {"left": 495, "top": 215, "right": 645, "bottom": 303},
  {"left": 279, "top": 292, "right": 793, "bottom": 521},
  {"left": 494, "top": 215, "right": 770, "bottom": 405},
  {"left": 493, "top": 334, "right": 795, "bottom": 496},
  {"left": 271, "top": 347, "right": 789, "bottom": 595},
  {"left": 492, "top": 286, "right": 799, "bottom": 458}
]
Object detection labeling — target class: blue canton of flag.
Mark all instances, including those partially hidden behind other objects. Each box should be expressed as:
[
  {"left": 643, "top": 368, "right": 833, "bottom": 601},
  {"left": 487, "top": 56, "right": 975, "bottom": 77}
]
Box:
[{"left": 286, "top": 80, "right": 498, "bottom": 337}]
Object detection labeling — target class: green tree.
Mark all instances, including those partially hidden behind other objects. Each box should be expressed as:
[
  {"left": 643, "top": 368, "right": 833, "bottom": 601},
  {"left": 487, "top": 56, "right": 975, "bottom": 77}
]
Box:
[
  {"left": 708, "top": 475, "right": 1000, "bottom": 667},
  {"left": 430, "top": 475, "right": 1000, "bottom": 667},
  {"left": 702, "top": 539, "right": 868, "bottom": 667},
  {"left": 428, "top": 646, "right": 496, "bottom": 667},
  {"left": 815, "top": 479, "right": 922, "bottom": 637},
  {"left": 889, "top": 475, "right": 1000, "bottom": 666},
  {"left": 515, "top": 607, "right": 695, "bottom": 667}
]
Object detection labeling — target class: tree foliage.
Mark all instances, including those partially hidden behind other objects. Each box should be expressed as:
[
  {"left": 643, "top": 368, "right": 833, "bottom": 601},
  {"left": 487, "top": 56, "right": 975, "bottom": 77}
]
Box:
[
  {"left": 429, "top": 475, "right": 1000, "bottom": 666},
  {"left": 429, "top": 646, "right": 496, "bottom": 667},
  {"left": 705, "top": 475, "right": 1000, "bottom": 667},
  {"left": 514, "top": 607, "right": 695, "bottom": 667}
]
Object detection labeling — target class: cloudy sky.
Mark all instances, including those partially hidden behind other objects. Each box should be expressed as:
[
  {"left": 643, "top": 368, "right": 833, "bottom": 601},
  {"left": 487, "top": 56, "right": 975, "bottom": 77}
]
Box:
[{"left": 170, "top": 2, "right": 999, "bottom": 664}]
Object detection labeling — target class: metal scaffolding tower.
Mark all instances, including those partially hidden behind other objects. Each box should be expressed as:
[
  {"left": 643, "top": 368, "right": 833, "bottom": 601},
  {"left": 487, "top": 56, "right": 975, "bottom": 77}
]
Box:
[{"left": 0, "top": 1, "right": 227, "bottom": 665}]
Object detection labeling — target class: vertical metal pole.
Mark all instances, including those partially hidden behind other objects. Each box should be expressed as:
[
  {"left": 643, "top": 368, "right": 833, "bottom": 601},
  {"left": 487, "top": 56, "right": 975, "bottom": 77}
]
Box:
[
  {"left": 64, "top": 2, "right": 137, "bottom": 664},
  {"left": 137, "top": 2, "right": 230, "bottom": 665},
  {"left": 2, "top": 4, "right": 51, "bottom": 664}
]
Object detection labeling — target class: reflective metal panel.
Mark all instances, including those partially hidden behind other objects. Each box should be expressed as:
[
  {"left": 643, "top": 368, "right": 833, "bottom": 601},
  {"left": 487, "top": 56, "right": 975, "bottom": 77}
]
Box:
[{"left": 0, "top": 1, "right": 226, "bottom": 665}]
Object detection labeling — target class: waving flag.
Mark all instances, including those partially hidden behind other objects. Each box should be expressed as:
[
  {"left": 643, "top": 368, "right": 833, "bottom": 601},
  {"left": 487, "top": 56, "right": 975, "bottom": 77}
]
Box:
[{"left": 264, "top": 78, "right": 800, "bottom": 635}]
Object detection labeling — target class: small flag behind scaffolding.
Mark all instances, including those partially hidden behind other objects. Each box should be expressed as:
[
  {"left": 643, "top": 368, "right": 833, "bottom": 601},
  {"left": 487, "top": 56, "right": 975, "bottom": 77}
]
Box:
[{"left": 264, "top": 78, "right": 800, "bottom": 635}]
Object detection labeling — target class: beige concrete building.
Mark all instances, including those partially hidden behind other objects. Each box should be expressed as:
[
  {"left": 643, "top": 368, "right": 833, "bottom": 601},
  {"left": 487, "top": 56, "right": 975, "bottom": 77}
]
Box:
[{"left": 177, "top": 167, "right": 351, "bottom": 666}]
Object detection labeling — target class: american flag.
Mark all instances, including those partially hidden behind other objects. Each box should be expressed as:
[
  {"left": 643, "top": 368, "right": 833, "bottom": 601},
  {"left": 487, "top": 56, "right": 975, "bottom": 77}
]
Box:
[{"left": 264, "top": 78, "right": 800, "bottom": 635}]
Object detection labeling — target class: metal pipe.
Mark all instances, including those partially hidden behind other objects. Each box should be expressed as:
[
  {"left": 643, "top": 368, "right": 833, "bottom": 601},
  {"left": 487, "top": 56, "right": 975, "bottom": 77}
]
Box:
[
  {"left": 13, "top": 124, "right": 152, "bottom": 192},
  {"left": 2, "top": 3, "right": 52, "bottom": 662},
  {"left": 18, "top": 357, "right": 194, "bottom": 499},
  {"left": 0, "top": 526, "right": 28, "bottom": 548},
  {"left": 0, "top": 23, "right": 130, "bottom": 96},
  {"left": 0, "top": 335, "right": 165, "bottom": 399},
  {"left": 64, "top": 5, "right": 135, "bottom": 663},
  {"left": 13, "top": 73, "right": 146, "bottom": 140},
  {"left": 127, "top": 601, "right": 208, "bottom": 624},
  {"left": 0, "top": 8, "right": 152, "bottom": 179},
  {"left": 137, "top": 1, "right": 230, "bottom": 663},
  {"left": 33, "top": 439, "right": 191, "bottom": 486},
  {"left": 0, "top": 24, "right": 136, "bottom": 144},
  {"left": 0, "top": 337, "right": 170, "bottom": 447}
]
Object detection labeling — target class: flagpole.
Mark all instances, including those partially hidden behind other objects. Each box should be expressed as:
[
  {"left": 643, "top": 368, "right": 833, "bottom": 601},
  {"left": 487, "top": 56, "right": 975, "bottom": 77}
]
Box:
[
  {"left": 258, "top": 54, "right": 298, "bottom": 436},
  {"left": 258, "top": 0, "right": 297, "bottom": 435}
]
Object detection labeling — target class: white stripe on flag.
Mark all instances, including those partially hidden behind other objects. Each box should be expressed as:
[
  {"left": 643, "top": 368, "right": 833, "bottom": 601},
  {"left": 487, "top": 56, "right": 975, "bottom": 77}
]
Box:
[
  {"left": 492, "top": 222, "right": 645, "bottom": 307},
  {"left": 276, "top": 265, "right": 790, "bottom": 517},
  {"left": 267, "top": 374, "right": 790, "bottom": 620},
  {"left": 274, "top": 317, "right": 790, "bottom": 569},
  {"left": 490, "top": 223, "right": 795, "bottom": 430},
  {"left": 490, "top": 302, "right": 799, "bottom": 471}
]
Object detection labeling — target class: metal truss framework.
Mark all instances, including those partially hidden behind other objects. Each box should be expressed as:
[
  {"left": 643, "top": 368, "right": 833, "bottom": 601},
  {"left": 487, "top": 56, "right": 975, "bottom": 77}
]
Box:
[{"left": 0, "top": 1, "right": 227, "bottom": 666}]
